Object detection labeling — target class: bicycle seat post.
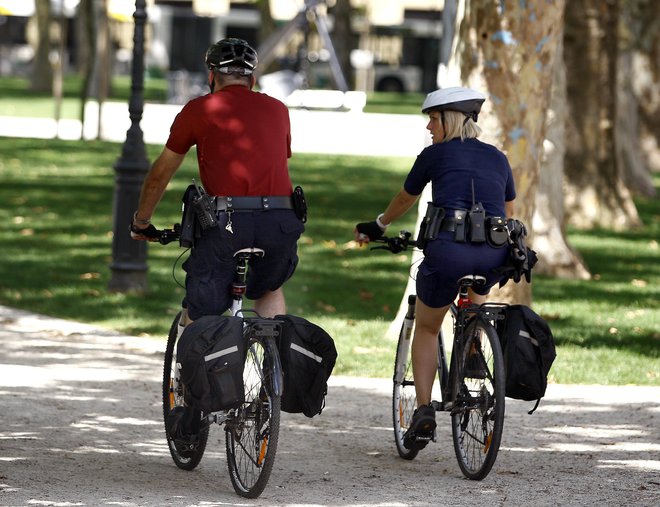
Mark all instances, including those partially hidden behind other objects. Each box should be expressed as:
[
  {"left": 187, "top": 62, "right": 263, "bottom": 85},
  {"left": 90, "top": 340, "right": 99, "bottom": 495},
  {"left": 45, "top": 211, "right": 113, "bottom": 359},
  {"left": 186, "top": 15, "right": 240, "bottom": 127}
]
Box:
[{"left": 231, "top": 253, "right": 250, "bottom": 302}]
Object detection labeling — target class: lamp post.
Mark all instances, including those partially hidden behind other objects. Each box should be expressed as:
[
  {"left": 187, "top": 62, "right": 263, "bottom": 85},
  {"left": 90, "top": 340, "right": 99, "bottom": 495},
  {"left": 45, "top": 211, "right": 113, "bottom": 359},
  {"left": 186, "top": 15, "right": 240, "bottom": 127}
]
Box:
[{"left": 108, "top": 0, "right": 149, "bottom": 293}]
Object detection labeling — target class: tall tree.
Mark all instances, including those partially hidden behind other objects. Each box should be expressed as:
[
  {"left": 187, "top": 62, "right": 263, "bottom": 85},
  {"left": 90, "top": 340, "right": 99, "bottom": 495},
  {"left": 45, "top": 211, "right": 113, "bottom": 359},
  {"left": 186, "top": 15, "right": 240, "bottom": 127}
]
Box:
[
  {"left": 563, "top": 0, "right": 641, "bottom": 230},
  {"left": 30, "top": 0, "right": 53, "bottom": 91},
  {"left": 329, "top": 0, "right": 355, "bottom": 89},
  {"left": 451, "top": 0, "right": 566, "bottom": 304},
  {"left": 532, "top": 37, "right": 590, "bottom": 279}
]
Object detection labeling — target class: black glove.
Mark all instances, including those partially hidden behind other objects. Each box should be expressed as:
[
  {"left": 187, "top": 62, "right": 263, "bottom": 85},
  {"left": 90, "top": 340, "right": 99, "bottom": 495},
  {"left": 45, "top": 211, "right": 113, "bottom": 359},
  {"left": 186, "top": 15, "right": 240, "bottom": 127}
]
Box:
[
  {"left": 356, "top": 221, "right": 385, "bottom": 241},
  {"left": 130, "top": 222, "right": 159, "bottom": 240}
]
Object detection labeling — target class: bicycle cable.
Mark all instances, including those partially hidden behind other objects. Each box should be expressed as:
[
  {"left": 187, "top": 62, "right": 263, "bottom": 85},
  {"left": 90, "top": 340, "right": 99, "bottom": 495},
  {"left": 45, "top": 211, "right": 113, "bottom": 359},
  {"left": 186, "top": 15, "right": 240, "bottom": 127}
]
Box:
[{"left": 171, "top": 248, "right": 190, "bottom": 289}]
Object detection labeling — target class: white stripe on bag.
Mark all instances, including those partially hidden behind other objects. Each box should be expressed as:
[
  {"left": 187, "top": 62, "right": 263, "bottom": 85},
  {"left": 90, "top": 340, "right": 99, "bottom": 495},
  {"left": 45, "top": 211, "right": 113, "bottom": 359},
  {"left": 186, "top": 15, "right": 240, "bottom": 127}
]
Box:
[
  {"left": 291, "top": 343, "right": 322, "bottom": 363},
  {"left": 205, "top": 345, "right": 239, "bottom": 362},
  {"left": 519, "top": 330, "right": 539, "bottom": 347}
]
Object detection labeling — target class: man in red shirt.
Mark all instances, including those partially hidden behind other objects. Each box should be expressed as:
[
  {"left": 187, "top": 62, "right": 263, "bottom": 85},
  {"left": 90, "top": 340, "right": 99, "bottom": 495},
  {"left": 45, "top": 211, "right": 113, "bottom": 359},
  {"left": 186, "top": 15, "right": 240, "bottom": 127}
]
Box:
[{"left": 131, "top": 38, "right": 304, "bottom": 323}]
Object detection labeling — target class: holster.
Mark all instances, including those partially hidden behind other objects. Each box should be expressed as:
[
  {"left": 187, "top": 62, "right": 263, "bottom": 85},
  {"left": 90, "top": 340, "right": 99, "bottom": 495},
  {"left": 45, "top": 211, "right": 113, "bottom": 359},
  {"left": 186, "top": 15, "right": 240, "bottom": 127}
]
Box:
[
  {"left": 180, "top": 184, "right": 201, "bottom": 248},
  {"left": 416, "top": 203, "right": 445, "bottom": 250},
  {"left": 292, "top": 185, "right": 307, "bottom": 223}
]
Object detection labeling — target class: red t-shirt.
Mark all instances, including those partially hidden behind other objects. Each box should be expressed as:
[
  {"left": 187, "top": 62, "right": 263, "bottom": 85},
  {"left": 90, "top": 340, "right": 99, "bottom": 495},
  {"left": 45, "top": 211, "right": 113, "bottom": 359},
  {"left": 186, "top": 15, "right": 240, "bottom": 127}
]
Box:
[{"left": 166, "top": 85, "right": 293, "bottom": 196}]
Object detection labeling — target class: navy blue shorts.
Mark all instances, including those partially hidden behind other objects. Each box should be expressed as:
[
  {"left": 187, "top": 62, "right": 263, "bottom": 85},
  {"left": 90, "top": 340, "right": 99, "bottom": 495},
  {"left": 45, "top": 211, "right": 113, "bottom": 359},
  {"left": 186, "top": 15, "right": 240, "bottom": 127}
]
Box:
[
  {"left": 182, "top": 209, "right": 304, "bottom": 319},
  {"left": 416, "top": 232, "right": 509, "bottom": 308}
]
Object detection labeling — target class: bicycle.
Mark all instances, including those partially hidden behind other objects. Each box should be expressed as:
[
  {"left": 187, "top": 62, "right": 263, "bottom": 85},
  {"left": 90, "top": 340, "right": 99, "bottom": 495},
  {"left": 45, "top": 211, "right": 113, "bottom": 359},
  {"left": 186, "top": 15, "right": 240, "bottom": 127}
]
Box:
[
  {"left": 155, "top": 224, "right": 283, "bottom": 498},
  {"left": 372, "top": 230, "right": 507, "bottom": 480}
]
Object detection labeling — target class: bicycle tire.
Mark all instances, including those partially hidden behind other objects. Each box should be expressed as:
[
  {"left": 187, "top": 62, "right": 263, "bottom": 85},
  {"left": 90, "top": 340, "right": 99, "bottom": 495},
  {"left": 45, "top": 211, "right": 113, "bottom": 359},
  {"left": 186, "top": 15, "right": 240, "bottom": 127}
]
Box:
[
  {"left": 450, "top": 318, "right": 505, "bottom": 480},
  {"left": 392, "top": 319, "right": 419, "bottom": 460},
  {"left": 162, "top": 312, "right": 209, "bottom": 470},
  {"left": 226, "top": 335, "right": 281, "bottom": 498}
]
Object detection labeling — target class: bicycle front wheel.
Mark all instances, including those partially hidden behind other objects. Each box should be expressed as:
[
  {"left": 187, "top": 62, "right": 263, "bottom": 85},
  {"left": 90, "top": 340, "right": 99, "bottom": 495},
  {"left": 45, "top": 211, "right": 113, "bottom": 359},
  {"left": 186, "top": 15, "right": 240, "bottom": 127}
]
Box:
[
  {"left": 450, "top": 318, "right": 505, "bottom": 480},
  {"left": 226, "top": 336, "right": 281, "bottom": 498},
  {"left": 162, "top": 312, "right": 209, "bottom": 470},
  {"left": 392, "top": 318, "right": 419, "bottom": 460}
]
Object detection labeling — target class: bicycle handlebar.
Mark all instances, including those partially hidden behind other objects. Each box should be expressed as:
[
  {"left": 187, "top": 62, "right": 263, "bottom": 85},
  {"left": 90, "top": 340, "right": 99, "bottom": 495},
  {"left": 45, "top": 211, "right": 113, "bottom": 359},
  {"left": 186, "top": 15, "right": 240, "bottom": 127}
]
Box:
[
  {"left": 370, "top": 230, "right": 417, "bottom": 254},
  {"left": 141, "top": 223, "right": 181, "bottom": 245}
]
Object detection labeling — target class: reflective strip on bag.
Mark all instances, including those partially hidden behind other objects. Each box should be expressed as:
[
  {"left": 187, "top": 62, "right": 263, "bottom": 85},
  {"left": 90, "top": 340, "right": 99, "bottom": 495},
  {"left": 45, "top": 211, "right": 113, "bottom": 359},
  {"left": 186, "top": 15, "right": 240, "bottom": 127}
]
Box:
[
  {"left": 290, "top": 343, "right": 322, "bottom": 363},
  {"left": 205, "top": 345, "right": 239, "bottom": 362},
  {"left": 519, "top": 330, "right": 539, "bottom": 347}
]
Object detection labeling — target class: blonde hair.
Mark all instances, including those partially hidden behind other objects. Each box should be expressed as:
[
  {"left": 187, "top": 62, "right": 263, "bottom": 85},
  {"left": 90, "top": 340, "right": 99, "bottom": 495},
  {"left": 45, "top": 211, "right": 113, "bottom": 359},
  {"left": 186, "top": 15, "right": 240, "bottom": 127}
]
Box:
[{"left": 439, "top": 110, "right": 482, "bottom": 142}]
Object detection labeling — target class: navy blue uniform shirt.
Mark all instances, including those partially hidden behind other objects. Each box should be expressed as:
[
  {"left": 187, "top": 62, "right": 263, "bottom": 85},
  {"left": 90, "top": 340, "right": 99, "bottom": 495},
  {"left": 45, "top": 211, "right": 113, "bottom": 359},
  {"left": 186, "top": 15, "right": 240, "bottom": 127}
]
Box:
[{"left": 404, "top": 138, "right": 516, "bottom": 216}]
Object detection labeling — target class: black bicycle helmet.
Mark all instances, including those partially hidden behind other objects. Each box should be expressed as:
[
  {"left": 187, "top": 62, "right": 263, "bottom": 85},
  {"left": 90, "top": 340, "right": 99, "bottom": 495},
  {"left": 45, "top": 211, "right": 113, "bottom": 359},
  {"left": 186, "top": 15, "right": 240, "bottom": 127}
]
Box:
[
  {"left": 205, "top": 38, "right": 258, "bottom": 75},
  {"left": 421, "top": 86, "right": 486, "bottom": 122}
]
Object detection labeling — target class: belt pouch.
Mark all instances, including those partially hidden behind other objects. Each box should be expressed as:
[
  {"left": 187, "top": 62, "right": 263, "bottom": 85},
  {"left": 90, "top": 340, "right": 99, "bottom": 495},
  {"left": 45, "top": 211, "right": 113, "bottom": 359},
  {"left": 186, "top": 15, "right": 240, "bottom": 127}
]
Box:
[
  {"left": 454, "top": 209, "right": 467, "bottom": 242},
  {"left": 487, "top": 217, "right": 508, "bottom": 247},
  {"left": 468, "top": 204, "right": 486, "bottom": 243},
  {"left": 425, "top": 205, "right": 445, "bottom": 240},
  {"left": 180, "top": 184, "right": 198, "bottom": 248},
  {"left": 292, "top": 186, "right": 307, "bottom": 223},
  {"left": 416, "top": 202, "right": 437, "bottom": 250}
]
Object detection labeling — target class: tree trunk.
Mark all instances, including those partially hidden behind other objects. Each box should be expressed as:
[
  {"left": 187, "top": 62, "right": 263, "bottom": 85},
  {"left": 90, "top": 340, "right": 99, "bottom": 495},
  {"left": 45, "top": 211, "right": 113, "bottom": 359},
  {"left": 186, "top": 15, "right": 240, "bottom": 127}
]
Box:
[
  {"left": 453, "top": 0, "right": 566, "bottom": 305},
  {"left": 329, "top": 0, "right": 355, "bottom": 89},
  {"left": 563, "top": 0, "right": 641, "bottom": 230},
  {"left": 30, "top": 0, "right": 53, "bottom": 92},
  {"left": 532, "top": 37, "right": 591, "bottom": 280},
  {"left": 79, "top": 0, "right": 97, "bottom": 140},
  {"left": 631, "top": 0, "right": 660, "bottom": 183}
]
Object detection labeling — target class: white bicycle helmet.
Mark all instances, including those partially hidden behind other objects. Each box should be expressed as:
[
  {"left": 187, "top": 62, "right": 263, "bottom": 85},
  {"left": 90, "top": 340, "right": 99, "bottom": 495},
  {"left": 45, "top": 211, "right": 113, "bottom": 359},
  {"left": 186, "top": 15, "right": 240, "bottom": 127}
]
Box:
[{"left": 421, "top": 86, "right": 486, "bottom": 122}]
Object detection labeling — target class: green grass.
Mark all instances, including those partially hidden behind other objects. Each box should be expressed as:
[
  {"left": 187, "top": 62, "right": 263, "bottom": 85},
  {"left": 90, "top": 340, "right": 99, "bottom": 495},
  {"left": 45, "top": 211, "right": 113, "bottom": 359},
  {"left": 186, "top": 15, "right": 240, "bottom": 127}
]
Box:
[
  {"left": 0, "top": 75, "right": 169, "bottom": 118},
  {"left": 0, "top": 137, "right": 658, "bottom": 384}
]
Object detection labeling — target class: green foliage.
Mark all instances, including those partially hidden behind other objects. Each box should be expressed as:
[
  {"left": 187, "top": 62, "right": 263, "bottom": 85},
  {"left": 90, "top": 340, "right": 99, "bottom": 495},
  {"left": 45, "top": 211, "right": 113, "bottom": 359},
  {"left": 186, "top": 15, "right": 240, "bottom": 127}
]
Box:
[{"left": 0, "top": 137, "right": 657, "bottom": 384}]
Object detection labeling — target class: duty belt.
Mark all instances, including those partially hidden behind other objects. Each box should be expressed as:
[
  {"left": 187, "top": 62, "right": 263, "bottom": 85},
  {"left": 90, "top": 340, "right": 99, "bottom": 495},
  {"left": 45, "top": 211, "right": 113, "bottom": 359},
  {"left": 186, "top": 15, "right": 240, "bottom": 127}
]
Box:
[
  {"left": 438, "top": 217, "right": 458, "bottom": 232},
  {"left": 215, "top": 195, "right": 294, "bottom": 212}
]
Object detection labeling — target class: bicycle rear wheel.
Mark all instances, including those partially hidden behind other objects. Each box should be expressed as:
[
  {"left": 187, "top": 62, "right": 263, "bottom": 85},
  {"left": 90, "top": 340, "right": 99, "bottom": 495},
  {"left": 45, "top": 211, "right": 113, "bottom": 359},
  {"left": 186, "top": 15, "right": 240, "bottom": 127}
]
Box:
[
  {"left": 162, "top": 312, "right": 208, "bottom": 470},
  {"left": 450, "top": 318, "right": 505, "bottom": 480},
  {"left": 226, "top": 336, "right": 281, "bottom": 498},
  {"left": 392, "top": 318, "right": 419, "bottom": 460}
]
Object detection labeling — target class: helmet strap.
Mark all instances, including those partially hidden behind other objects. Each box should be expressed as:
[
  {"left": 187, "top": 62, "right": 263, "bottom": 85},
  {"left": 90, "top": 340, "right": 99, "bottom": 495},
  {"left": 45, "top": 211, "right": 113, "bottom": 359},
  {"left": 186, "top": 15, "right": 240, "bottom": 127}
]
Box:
[{"left": 208, "top": 71, "right": 216, "bottom": 92}]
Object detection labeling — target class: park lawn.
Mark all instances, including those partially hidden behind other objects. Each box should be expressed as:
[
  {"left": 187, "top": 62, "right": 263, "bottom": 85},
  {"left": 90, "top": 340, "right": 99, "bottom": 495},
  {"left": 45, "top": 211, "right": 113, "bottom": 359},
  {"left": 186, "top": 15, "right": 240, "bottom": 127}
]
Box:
[{"left": 0, "top": 137, "right": 658, "bottom": 384}]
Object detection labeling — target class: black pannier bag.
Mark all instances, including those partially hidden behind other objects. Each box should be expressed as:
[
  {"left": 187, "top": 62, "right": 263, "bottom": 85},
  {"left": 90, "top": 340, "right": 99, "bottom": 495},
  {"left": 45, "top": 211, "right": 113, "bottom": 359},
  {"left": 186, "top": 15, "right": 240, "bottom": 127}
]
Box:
[
  {"left": 496, "top": 305, "right": 557, "bottom": 414},
  {"left": 177, "top": 315, "right": 246, "bottom": 413},
  {"left": 275, "top": 314, "right": 338, "bottom": 417}
]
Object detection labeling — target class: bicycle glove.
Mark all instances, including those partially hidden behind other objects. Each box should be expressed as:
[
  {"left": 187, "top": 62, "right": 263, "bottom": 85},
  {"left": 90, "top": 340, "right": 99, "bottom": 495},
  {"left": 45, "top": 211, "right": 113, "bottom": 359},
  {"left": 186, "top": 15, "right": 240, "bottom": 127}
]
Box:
[
  {"left": 355, "top": 220, "right": 384, "bottom": 241},
  {"left": 130, "top": 222, "right": 159, "bottom": 240}
]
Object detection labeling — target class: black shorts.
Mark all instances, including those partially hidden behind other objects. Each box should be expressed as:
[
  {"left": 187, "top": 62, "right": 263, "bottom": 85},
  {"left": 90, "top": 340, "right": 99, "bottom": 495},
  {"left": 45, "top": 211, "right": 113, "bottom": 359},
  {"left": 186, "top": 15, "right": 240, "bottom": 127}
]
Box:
[
  {"left": 182, "top": 209, "right": 304, "bottom": 319},
  {"left": 416, "top": 232, "right": 509, "bottom": 308}
]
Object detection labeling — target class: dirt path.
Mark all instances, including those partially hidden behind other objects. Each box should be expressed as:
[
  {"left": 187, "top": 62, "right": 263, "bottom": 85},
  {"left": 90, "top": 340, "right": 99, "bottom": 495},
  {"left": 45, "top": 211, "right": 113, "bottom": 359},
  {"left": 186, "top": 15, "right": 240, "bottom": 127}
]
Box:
[{"left": 1, "top": 305, "right": 658, "bottom": 507}]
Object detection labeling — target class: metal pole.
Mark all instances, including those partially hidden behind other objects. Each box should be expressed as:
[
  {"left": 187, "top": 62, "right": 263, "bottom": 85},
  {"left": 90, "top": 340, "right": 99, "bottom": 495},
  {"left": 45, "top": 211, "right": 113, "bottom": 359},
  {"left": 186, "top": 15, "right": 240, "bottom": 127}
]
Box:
[{"left": 108, "top": 0, "right": 149, "bottom": 293}]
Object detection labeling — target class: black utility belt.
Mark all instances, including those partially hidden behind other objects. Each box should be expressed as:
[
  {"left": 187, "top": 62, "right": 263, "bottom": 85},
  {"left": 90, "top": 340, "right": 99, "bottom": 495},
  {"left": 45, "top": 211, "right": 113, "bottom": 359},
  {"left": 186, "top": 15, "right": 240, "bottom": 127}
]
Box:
[
  {"left": 417, "top": 203, "right": 509, "bottom": 249},
  {"left": 214, "top": 195, "right": 294, "bottom": 212}
]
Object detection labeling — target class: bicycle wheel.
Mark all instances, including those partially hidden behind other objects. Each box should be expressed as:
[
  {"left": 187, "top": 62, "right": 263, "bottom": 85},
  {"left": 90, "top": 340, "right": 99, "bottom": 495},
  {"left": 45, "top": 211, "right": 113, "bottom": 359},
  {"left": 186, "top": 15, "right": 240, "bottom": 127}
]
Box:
[
  {"left": 162, "top": 312, "right": 208, "bottom": 470},
  {"left": 226, "top": 336, "right": 281, "bottom": 498},
  {"left": 450, "top": 318, "right": 505, "bottom": 480},
  {"left": 392, "top": 319, "right": 419, "bottom": 460}
]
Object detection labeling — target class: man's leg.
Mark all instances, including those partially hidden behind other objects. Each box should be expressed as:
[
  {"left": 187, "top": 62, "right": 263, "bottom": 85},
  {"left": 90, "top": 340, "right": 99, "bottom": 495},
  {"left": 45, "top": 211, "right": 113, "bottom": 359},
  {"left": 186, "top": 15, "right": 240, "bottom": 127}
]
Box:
[{"left": 254, "top": 288, "right": 286, "bottom": 318}]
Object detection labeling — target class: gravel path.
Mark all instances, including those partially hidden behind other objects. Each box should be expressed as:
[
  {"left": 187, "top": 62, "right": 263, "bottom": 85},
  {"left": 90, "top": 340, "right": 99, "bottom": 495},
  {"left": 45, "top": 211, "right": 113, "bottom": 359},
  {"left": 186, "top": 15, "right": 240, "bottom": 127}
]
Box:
[{"left": 1, "top": 305, "right": 658, "bottom": 506}]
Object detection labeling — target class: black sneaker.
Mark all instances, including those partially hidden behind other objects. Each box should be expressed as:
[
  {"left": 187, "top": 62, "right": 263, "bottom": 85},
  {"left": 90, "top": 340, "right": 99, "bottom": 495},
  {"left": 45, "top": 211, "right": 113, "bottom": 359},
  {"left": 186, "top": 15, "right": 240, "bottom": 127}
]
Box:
[
  {"left": 166, "top": 406, "right": 199, "bottom": 458},
  {"left": 403, "top": 404, "right": 436, "bottom": 451}
]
